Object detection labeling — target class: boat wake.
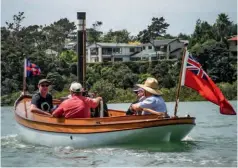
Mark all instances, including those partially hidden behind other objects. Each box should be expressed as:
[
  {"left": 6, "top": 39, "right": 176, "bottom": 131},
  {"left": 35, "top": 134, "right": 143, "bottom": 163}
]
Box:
[{"left": 1, "top": 134, "right": 34, "bottom": 149}]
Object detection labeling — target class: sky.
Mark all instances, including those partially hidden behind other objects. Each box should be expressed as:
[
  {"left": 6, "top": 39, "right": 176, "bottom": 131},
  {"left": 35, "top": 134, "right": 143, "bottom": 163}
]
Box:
[{"left": 1, "top": 0, "right": 237, "bottom": 36}]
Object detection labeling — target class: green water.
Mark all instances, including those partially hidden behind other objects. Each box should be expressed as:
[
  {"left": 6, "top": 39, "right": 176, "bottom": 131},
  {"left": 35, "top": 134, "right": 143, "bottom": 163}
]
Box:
[{"left": 1, "top": 101, "right": 237, "bottom": 167}]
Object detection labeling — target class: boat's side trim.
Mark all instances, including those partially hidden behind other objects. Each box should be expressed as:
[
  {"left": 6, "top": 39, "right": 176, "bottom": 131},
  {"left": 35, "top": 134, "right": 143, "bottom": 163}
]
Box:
[
  {"left": 15, "top": 113, "right": 195, "bottom": 134},
  {"left": 15, "top": 97, "right": 196, "bottom": 125}
]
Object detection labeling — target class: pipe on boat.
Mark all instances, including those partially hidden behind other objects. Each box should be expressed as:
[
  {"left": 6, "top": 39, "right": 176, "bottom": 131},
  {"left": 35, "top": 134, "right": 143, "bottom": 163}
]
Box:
[{"left": 100, "top": 100, "right": 104, "bottom": 118}]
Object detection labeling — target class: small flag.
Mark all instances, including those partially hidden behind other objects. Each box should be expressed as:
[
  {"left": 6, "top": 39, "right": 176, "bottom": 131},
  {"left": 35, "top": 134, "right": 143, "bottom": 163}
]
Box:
[
  {"left": 181, "top": 50, "right": 236, "bottom": 115},
  {"left": 24, "top": 58, "right": 41, "bottom": 77}
]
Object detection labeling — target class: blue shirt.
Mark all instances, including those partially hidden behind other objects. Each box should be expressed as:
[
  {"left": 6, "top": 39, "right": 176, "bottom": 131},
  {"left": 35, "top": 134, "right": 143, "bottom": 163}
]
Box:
[{"left": 138, "top": 95, "right": 167, "bottom": 115}]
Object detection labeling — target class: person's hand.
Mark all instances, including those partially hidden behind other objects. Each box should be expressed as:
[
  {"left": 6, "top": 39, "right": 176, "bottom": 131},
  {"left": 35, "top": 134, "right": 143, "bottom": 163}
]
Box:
[
  {"left": 42, "top": 111, "right": 52, "bottom": 116},
  {"left": 97, "top": 97, "right": 103, "bottom": 101}
]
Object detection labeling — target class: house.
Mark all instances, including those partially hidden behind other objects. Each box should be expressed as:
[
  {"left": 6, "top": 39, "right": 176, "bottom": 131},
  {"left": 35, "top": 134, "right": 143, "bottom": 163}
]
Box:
[
  {"left": 86, "top": 43, "right": 142, "bottom": 63},
  {"left": 131, "top": 39, "right": 185, "bottom": 61},
  {"left": 64, "top": 41, "right": 77, "bottom": 50},
  {"left": 228, "top": 35, "right": 237, "bottom": 60},
  {"left": 45, "top": 49, "right": 58, "bottom": 57}
]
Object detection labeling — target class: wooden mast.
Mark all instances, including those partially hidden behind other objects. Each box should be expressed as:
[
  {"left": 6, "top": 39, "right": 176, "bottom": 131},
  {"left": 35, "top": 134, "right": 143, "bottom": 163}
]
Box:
[
  {"left": 76, "top": 12, "right": 86, "bottom": 88},
  {"left": 173, "top": 46, "right": 187, "bottom": 117},
  {"left": 23, "top": 58, "right": 27, "bottom": 95}
]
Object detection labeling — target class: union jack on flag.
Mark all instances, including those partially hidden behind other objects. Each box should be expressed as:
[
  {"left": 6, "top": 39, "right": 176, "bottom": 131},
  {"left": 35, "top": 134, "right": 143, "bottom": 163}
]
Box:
[
  {"left": 186, "top": 54, "right": 208, "bottom": 81},
  {"left": 24, "top": 58, "right": 41, "bottom": 77}
]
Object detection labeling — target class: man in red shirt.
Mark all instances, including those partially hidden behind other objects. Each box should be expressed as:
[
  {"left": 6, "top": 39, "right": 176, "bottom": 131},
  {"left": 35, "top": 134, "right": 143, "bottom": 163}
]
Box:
[{"left": 52, "top": 82, "right": 102, "bottom": 118}]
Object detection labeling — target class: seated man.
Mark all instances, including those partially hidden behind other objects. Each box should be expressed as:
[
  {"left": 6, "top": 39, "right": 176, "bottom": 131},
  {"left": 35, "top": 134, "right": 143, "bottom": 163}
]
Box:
[
  {"left": 30, "top": 79, "right": 53, "bottom": 116},
  {"left": 131, "top": 78, "right": 167, "bottom": 116},
  {"left": 52, "top": 82, "right": 102, "bottom": 118},
  {"left": 126, "top": 87, "right": 145, "bottom": 115}
]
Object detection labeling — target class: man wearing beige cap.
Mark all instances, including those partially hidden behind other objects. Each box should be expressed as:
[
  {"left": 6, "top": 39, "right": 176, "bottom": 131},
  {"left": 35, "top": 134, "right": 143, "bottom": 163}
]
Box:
[
  {"left": 52, "top": 82, "right": 102, "bottom": 118},
  {"left": 131, "top": 77, "right": 167, "bottom": 115},
  {"left": 30, "top": 79, "right": 53, "bottom": 115}
]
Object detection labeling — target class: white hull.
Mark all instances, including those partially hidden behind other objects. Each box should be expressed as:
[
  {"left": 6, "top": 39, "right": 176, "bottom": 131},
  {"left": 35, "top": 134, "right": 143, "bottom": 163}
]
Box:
[{"left": 17, "top": 123, "right": 194, "bottom": 148}]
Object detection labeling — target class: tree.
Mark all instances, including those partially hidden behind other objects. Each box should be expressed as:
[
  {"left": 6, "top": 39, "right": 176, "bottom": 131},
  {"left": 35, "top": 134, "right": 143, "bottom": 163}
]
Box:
[
  {"left": 87, "top": 21, "right": 103, "bottom": 45},
  {"left": 177, "top": 33, "right": 191, "bottom": 40},
  {"left": 214, "top": 13, "right": 232, "bottom": 42},
  {"left": 43, "top": 18, "right": 76, "bottom": 53},
  {"left": 189, "top": 19, "right": 215, "bottom": 48},
  {"left": 59, "top": 50, "right": 77, "bottom": 63},
  {"left": 137, "top": 17, "right": 169, "bottom": 59},
  {"left": 102, "top": 29, "right": 132, "bottom": 43}
]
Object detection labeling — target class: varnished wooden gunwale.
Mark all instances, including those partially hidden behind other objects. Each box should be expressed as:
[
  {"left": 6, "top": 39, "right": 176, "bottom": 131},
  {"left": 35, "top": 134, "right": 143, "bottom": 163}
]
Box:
[
  {"left": 15, "top": 113, "right": 195, "bottom": 134},
  {"left": 14, "top": 95, "right": 196, "bottom": 134}
]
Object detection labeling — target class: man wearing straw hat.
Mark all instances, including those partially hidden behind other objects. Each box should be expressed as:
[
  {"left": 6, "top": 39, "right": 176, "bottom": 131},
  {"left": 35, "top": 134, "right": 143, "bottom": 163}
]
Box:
[{"left": 131, "top": 77, "right": 167, "bottom": 116}]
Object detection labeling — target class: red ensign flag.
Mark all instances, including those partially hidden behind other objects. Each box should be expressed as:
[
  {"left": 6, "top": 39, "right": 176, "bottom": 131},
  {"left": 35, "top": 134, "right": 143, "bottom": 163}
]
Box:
[{"left": 181, "top": 50, "right": 236, "bottom": 115}]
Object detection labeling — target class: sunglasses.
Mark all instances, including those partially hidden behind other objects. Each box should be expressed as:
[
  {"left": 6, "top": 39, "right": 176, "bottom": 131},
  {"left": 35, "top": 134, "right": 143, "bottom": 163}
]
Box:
[{"left": 41, "top": 84, "right": 49, "bottom": 87}]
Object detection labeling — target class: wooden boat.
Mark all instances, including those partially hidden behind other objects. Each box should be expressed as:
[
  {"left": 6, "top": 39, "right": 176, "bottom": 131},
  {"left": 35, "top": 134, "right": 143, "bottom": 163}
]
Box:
[
  {"left": 14, "top": 95, "right": 195, "bottom": 148},
  {"left": 14, "top": 12, "right": 196, "bottom": 148}
]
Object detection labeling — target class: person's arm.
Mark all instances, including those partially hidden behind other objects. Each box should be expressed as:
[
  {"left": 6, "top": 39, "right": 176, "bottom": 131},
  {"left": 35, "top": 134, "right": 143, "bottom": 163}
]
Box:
[
  {"left": 131, "top": 103, "right": 143, "bottom": 112},
  {"left": 85, "top": 96, "right": 102, "bottom": 108},
  {"left": 131, "top": 97, "right": 154, "bottom": 112},
  {"left": 52, "top": 105, "right": 64, "bottom": 118},
  {"left": 30, "top": 104, "right": 52, "bottom": 116},
  {"left": 30, "top": 94, "right": 51, "bottom": 115}
]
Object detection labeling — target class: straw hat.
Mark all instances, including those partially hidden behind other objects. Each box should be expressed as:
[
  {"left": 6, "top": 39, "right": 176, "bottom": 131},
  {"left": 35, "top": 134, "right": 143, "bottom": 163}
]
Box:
[{"left": 136, "top": 78, "right": 162, "bottom": 95}]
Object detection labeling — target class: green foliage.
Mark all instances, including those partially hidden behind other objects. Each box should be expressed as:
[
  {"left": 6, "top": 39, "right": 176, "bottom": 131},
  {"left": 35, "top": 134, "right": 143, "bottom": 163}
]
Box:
[
  {"left": 195, "top": 41, "right": 236, "bottom": 83},
  {"left": 90, "top": 79, "right": 116, "bottom": 103},
  {"left": 137, "top": 17, "right": 170, "bottom": 43},
  {"left": 110, "top": 88, "right": 137, "bottom": 103},
  {"left": 46, "top": 72, "right": 65, "bottom": 91},
  {"left": 59, "top": 50, "right": 77, "bottom": 63},
  {"left": 1, "top": 11, "right": 237, "bottom": 106},
  {"left": 1, "top": 92, "right": 22, "bottom": 106},
  {"left": 102, "top": 29, "right": 132, "bottom": 43},
  {"left": 52, "top": 88, "right": 69, "bottom": 99},
  {"left": 87, "top": 21, "right": 103, "bottom": 45},
  {"left": 218, "top": 81, "right": 237, "bottom": 100}
]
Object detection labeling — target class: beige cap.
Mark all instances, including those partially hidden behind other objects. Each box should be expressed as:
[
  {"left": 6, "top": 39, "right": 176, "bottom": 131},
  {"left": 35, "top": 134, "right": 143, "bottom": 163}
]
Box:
[{"left": 69, "top": 82, "right": 82, "bottom": 93}]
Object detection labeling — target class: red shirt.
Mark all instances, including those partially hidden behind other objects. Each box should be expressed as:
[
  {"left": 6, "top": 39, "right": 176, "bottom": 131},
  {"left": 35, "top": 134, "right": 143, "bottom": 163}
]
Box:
[{"left": 52, "top": 95, "right": 98, "bottom": 118}]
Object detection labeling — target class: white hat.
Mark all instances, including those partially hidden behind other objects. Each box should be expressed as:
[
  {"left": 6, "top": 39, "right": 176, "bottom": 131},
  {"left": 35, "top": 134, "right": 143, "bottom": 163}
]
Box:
[
  {"left": 69, "top": 82, "right": 82, "bottom": 93},
  {"left": 136, "top": 77, "right": 162, "bottom": 95}
]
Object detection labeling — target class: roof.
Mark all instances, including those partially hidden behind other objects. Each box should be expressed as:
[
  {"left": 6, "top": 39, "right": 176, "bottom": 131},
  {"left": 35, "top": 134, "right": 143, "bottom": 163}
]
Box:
[
  {"left": 88, "top": 43, "right": 141, "bottom": 48},
  {"left": 179, "top": 40, "right": 189, "bottom": 44},
  {"left": 142, "top": 39, "right": 178, "bottom": 46},
  {"left": 228, "top": 36, "right": 238, "bottom": 41},
  {"left": 132, "top": 50, "right": 165, "bottom": 58}
]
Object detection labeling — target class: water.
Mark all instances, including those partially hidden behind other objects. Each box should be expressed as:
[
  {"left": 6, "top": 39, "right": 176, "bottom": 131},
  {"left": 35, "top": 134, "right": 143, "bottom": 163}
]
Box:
[{"left": 1, "top": 101, "right": 237, "bottom": 167}]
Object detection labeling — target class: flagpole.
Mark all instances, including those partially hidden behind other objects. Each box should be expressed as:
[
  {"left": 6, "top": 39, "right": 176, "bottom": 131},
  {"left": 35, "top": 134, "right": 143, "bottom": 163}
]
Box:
[
  {"left": 23, "top": 58, "right": 27, "bottom": 95},
  {"left": 173, "top": 46, "right": 187, "bottom": 117}
]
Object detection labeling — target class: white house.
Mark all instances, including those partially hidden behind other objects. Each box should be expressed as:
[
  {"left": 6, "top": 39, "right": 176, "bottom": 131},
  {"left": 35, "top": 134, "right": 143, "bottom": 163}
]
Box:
[
  {"left": 132, "top": 39, "right": 185, "bottom": 61},
  {"left": 86, "top": 43, "right": 142, "bottom": 63}
]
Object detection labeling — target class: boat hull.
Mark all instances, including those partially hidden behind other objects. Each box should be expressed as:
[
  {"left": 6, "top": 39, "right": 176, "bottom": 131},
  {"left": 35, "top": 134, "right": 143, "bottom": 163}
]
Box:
[
  {"left": 14, "top": 95, "right": 196, "bottom": 148},
  {"left": 17, "top": 122, "right": 194, "bottom": 148}
]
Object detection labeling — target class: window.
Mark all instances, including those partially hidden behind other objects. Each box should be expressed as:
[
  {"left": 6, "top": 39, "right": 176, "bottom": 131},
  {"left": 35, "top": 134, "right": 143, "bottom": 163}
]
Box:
[
  {"left": 102, "top": 48, "right": 112, "bottom": 55},
  {"left": 130, "top": 48, "right": 135, "bottom": 52},
  {"left": 103, "top": 58, "right": 112, "bottom": 62},
  {"left": 113, "top": 48, "right": 121, "bottom": 54},
  {"left": 155, "top": 46, "right": 160, "bottom": 51},
  {"left": 148, "top": 46, "right": 152, "bottom": 49},
  {"left": 90, "top": 48, "right": 98, "bottom": 55},
  {"left": 142, "top": 46, "right": 146, "bottom": 50},
  {"left": 114, "top": 58, "right": 123, "bottom": 62}
]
